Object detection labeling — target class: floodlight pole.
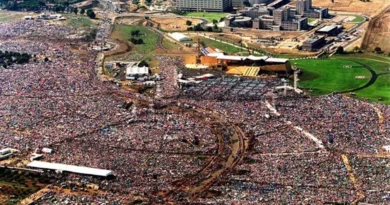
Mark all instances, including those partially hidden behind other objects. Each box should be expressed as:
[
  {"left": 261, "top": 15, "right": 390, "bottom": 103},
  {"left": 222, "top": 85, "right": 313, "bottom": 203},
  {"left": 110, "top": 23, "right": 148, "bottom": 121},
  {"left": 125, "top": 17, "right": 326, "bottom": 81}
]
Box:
[{"left": 294, "top": 70, "right": 299, "bottom": 91}]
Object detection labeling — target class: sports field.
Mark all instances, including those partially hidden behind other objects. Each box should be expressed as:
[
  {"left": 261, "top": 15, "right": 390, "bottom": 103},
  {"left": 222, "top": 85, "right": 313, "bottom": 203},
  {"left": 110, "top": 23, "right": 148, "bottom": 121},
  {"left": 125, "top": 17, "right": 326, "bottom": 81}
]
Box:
[
  {"left": 182, "top": 12, "right": 227, "bottom": 22},
  {"left": 293, "top": 54, "right": 390, "bottom": 104}
]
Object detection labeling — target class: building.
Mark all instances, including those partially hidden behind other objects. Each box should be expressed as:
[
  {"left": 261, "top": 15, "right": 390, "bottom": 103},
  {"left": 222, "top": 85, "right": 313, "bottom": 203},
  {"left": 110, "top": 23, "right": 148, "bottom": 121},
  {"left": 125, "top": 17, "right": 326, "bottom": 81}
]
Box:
[
  {"left": 176, "top": 0, "right": 232, "bottom": 12},
  {"left": 27, "top": 161, "right": 113, "bottom": 177},
  {"left": 239, "top": 4, "right": 271, "bottom": 19},
  {"left": 249, "top": 0, "right": 274, "bottom": 5},
  {"left": 232, "top": 0, "right": 244, "bottom": 8},
  {"left": 168, "top": 32, "right": 192, "bottom": 42},
  {"left": 252, "top": 6, "right": 308, "bottom": 31},
  {"left": 225, "top": 15, "right": 252, "bottom": 27},
  {"left": 315, "top": 25, "right": 342, "bottom": 36},
  {"left": 126, "top": 62, "right": 149, "bottom": 80},
  {"left": 302, "top": 35, "right": 325, "bottom": 51},
  {"left": 296, "top": 0, "right": 328, "bottom": 18}
]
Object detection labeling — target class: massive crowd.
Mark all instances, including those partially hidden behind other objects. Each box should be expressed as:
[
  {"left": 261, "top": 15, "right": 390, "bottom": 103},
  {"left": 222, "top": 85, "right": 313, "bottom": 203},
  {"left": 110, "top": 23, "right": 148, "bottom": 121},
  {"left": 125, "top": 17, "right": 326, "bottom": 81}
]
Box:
[{"left": 0, "top": 18, "right": 389, "bottom": 204}]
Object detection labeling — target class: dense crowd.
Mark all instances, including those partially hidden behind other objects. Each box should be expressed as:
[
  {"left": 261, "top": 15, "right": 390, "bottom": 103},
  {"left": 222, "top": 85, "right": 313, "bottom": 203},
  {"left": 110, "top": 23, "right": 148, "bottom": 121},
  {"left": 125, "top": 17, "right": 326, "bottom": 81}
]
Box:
[{"left": 0, "top": 17, "right": 389, "bottom": 204}]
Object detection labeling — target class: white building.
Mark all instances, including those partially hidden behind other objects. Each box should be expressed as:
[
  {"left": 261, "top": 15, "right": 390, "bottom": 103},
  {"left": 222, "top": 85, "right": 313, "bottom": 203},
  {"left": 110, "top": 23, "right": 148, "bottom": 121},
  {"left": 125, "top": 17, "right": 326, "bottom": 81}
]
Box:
[
  {"left": 27, "top": 161, "right": 113, "bottom": 177},
  {"left": 168, "top": 33, "right": 192, "bottom": 42},
  {"left": 126, "top": 62, "right": 149, "bottom": 80}
]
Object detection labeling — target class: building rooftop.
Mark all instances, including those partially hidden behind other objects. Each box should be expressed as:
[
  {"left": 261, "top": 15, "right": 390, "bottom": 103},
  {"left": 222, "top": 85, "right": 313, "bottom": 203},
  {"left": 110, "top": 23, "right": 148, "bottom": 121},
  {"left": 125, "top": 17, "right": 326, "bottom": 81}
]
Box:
[
  {"left": 317, "top": 25, "right": 339, "bottom": 32},
  {"left": 304, "top": 35, "right": 325, "bottom": 43},
  {"left": 27, "top": 161, "right": 113, "bottom": 177}
]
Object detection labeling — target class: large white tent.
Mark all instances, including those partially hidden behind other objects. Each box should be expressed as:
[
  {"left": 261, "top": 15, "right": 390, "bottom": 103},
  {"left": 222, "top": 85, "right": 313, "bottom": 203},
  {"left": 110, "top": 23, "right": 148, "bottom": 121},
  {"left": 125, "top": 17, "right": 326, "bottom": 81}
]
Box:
[
  {"left": 27, "top": 161, "right": 113, "bottom": 177},
  {"left": 168, "top": 32, "right": 192, "bottom": 42}
]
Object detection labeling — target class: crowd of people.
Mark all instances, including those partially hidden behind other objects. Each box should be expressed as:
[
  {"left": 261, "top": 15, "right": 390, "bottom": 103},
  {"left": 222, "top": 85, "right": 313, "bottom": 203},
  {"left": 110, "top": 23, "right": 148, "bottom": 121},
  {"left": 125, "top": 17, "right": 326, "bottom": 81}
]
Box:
[{"left": 0, "top": 16, "right": 389, "bottom": 204}]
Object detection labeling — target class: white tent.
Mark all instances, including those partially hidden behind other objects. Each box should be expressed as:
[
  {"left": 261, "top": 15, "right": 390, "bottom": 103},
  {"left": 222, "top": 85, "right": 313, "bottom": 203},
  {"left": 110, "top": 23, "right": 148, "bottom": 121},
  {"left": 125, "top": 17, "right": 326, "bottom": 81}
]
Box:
[
  {"left": 27, "top": 161, "right": 113, "bottom": 177},
  {"left": 168, "top": 33, "right": 192, "bottom": 42}
]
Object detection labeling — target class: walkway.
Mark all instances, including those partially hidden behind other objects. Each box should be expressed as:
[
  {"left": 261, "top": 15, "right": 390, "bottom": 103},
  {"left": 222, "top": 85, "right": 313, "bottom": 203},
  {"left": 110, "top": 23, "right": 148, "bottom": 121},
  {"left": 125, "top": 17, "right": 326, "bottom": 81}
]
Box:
[{"left": 341, "top": 154, "right": 365, "bottom": 204}]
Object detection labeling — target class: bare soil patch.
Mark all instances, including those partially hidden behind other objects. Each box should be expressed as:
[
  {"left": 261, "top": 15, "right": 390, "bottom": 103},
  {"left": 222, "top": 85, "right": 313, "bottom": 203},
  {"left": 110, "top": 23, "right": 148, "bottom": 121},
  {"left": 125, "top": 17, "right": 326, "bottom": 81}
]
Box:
[{"left": 150, "top": 17, "right": 202, "bottom": 32}]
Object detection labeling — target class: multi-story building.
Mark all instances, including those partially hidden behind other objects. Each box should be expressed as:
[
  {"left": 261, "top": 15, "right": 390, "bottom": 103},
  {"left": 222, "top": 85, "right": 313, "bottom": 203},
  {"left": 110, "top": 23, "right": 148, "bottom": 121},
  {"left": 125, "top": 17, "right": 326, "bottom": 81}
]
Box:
[
  {"left": 238, "top": 4, "right": 271, "bottom": 19},
  {"left": 296, "top": 0, "right": 328, "bottom": 18},
  {"left": 176, "top": 0, "right": 232, "bottom": 12},
  {"left": 302, "top": 35, "right": 326, "bottom": 51},
  {"left": 232, "top": 0, "right": 244, "bottom": 8},
  {"left": 252, "top": 6, "right": 308, "bottom": 31}
]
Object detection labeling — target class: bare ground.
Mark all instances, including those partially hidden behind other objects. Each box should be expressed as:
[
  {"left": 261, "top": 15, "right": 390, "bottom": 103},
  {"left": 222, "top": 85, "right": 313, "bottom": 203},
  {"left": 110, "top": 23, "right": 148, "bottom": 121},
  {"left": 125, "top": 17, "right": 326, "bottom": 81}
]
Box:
[{"left": 362, "top": 6, "right": 390, "bottom": 52}]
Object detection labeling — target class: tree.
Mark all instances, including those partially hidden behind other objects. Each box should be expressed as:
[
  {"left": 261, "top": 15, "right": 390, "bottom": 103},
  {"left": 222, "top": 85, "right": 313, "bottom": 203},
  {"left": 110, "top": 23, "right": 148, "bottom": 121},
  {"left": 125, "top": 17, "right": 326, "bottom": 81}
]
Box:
[
  {"left": 80, "top": 8, "right": 85, "bottom": 15},
  {"left": 374, "top": 47, "right": 382, "bottom": 54},
  {"left": 335, "top": 46, "right": 344, "bottom": 54},
  {"left": 86, "top": 9, "right": 96, "bottom": 19},
  {"left": 186, "top": 20, "right": 192, "bottom": 26},
  {"left": 353, "top": 46, "right": 361, "bottom": 53},
  {"left": 73, "top": 7, "right": 78, "bottom": 15},
  {"left": 212, "top": 19, "right": 218, "bottom": 25}
]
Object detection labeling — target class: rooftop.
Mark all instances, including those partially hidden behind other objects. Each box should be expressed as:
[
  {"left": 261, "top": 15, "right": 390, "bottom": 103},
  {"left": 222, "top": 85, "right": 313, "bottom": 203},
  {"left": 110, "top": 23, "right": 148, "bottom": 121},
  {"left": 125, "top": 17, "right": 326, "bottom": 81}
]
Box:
[{"left": 27, "top": 161, "right": 113, "bottom": 177}]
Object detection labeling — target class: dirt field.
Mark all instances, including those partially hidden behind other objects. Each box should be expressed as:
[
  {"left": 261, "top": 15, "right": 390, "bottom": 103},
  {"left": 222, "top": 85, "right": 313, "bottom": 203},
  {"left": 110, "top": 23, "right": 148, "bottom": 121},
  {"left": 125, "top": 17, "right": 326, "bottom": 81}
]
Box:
[
  {"left": 289, "top": 0, "right": 390, "bottom": 17},
  {"left": 315, "top": 0, "right": 390, "bottom": 17},
  {"left": 362, "top": 6, "right": 390, "bottom": 52},
  {"left": 342, "top": 23, "right": 356, "bottom": 31},
  {"left": 150, "top": 17, "right": 202, "bottom": 32}
]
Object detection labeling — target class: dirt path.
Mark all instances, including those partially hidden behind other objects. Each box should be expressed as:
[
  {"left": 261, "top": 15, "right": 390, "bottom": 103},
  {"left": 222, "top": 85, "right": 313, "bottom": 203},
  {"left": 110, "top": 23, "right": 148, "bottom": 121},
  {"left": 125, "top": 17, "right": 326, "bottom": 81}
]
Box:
[{"left": 341, "top": 154, "right": 365, "bottom": 204}]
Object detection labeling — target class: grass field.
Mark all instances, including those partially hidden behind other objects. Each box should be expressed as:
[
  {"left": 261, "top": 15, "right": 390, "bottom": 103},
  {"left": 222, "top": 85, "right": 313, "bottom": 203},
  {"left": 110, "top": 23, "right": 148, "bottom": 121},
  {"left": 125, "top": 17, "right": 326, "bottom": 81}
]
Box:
[
  {"left": 182, "top": 12, "right": 227, "bottom": 22},
  {"left": 293, "top": 59, "right": 371, "bottom": 95},
  {"left": 109, "top": 25, "right": 159, "bottom": 65},
  {"left": 294, "top": 53, "right": 390, "bottom": 104},
  {"left": 350, "top": 15, "right": 365, "bottom": 23},
  {"left": 67, "top": 16, "right": 95, "bottom": 29},
  {"left": 0, "top": 12, "right": 24, "bottom": 22},
  {"left": 308, "top": 18, "right": 316, "bottom": 23},
  {"left": 196, "top": 36, "right": 248, "bottom": 55}
]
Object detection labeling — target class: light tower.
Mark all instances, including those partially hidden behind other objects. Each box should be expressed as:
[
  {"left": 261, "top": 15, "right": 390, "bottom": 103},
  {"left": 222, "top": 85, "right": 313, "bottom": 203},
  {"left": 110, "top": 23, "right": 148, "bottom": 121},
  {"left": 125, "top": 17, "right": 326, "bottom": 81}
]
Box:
[{"left": 294, "top": 70, "right": 300, "bottom": 91}]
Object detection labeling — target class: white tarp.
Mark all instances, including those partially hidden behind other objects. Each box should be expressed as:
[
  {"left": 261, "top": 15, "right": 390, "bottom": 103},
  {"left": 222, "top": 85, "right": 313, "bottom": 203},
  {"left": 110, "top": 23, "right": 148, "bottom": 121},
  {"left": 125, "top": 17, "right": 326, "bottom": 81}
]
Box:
[
  {"left": 168, "top": 33, "right": 192, "bottom": 42},
  {"left": 27, "top": 161, "right": 113, "bottom": 177}
]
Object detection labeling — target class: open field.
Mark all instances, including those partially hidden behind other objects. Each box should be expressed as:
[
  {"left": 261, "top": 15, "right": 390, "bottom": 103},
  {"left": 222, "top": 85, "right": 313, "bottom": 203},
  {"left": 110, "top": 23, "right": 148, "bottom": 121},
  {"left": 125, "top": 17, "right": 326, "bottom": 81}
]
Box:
[
  {"left": 182, "top": 12, "right": 227, "bottom": 22},
  {"left": 151, "top": 17, "right": 202, "bottom": 32},
  {"left": 362, "top": 6, "right": 390, "bottom": 52},
  {"left": 310, "top": 0, "right": 390, "bottom": 17},
  {"left": 0, "top": 12, "right": 26, "bottom": 22},
  {"left": 293, "top": 59, "right": 371, "bottom": 95},
  {"left": 350, "top": 15, "right": 366, "bottom": 23},
  {"left": 294, "top": 54, "right": 390, "bottom": 104},
  {"left": 187, "top": 35, "right": 250, "bottom": 55},
  {"left": 108, "top": 25, "right": 159, "bottom": 65}
]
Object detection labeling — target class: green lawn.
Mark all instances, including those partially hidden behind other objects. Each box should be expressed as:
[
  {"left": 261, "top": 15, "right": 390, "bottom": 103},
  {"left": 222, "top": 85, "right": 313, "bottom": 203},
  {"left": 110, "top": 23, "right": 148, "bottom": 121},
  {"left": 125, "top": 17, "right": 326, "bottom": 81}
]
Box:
[
  {"left": 308, "top": 18, "right": 317, "bottom": 23},
  {"left": 196, "top": 36, "right": 245, "bottom": 55},
  {"left": 66, "top": 15, "right": 95, "bottom": 29},
  {"left": 294, "top": 53, "right": 390, "bottom": 104},
  {"left": 293, "top": 59, "right": 371, "bottom": 95},
  {"left": 355, "top": 74, "right": 390, "bottom": 104},
  {"left": 350, "top": 15, "right": 365, "bottom": 23},
  {"left": 182, "top": 12, "right": 227, "bottom": 22},
  {"left": 109, "top": 25, "right": 159, "bottom": 65},
  {"left": 0, "top": 12, "right": 24, "bottom": 22}
]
